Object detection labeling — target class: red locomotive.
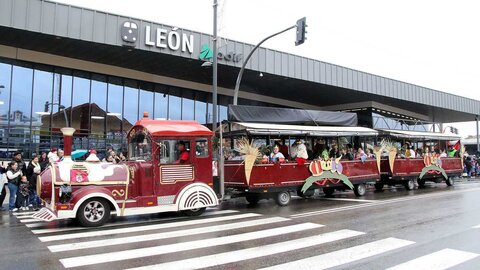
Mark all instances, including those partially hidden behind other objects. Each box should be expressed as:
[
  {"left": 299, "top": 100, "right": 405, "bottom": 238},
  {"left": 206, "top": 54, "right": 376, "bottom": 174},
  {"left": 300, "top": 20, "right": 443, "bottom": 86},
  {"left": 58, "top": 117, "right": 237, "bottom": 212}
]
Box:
[{"left": 34, "top": 120, "right": 218, "bottom": 227}]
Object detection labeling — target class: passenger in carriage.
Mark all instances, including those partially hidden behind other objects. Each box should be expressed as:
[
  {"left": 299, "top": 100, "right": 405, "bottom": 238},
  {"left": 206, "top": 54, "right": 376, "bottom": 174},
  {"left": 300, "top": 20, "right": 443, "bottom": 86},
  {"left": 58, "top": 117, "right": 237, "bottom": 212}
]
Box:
[
  {"left": 269, "top": 145, "right": 285, "bottom": 162},
  {"left": 355, "top": 148, "right": 367, "bottom": 161},
  {"left": 278, "top": 140, "right": 289, "bottom": 159},
  {"left": 440, "top": 149, "right": 448, "bottom": 158},
  {"left": 405, "top": 144, "right": 415, "bottom": 158},
  {"left": 176, "top": 142, "right": 190, "bottom": 164},
  {"left": 292, "top": 140, "right": 308, "bottom": 165},
  {"left": 329, "top": 145, "right": 341, "bottom": 159},
  {"left": 347, "top": 145, "right": 355, "bottom": 159},
  {"left": 290, "top": 139, "right": 299, "bottom": 160},
  {"left": 343, "top": 146, "right": 354, "bottom": 160},
  {"left": 365, "top": 149, "right": 374, "bottom": 159},
  {"left": 305, "top": 142, "right": 314, "bottom": 160},
  {"left": 415, "top": 148, "right": 423, "bottom": 158}
]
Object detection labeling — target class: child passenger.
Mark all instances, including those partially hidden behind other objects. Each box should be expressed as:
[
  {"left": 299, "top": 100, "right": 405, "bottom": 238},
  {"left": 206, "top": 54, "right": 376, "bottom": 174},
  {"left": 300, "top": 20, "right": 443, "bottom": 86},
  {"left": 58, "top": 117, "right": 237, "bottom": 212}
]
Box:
[{"left": 270, "top": 145, "right": 285, "bottom": 162}]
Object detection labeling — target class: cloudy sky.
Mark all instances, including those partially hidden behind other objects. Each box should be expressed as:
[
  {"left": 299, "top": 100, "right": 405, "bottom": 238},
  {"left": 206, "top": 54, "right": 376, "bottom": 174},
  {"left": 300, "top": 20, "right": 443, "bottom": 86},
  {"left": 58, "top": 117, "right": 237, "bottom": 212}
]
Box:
[{"left": 53, "top": 0, "right": 480, "bottom": 137}]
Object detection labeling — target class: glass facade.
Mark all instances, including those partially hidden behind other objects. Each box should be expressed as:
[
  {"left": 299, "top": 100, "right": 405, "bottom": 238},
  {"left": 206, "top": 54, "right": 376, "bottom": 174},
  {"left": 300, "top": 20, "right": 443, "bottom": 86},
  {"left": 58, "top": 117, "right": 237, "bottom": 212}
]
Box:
[{"left": 0, "top": 58, "right": 230, "bottom": 159}]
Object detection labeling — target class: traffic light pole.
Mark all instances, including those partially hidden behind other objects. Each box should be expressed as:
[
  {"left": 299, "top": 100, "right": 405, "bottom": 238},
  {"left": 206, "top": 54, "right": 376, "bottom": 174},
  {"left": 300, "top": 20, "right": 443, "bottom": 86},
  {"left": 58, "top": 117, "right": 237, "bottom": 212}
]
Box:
[{"left": 232, "top": 25, "right": 296, "bottom": 105}]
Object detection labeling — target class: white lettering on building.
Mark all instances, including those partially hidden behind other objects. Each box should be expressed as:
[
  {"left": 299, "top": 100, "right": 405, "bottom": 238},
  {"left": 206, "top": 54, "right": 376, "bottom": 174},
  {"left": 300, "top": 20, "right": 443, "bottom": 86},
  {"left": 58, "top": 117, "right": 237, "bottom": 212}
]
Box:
[
  {"left": 182, "top": 33, "right": 193, "bottom": 53},
  {"left": 145, "top": 25, "right": 155, "bottom": 46},
  {"left": 156, "top": 28, "right": 167, "bottom": 48},
  {"left": 145, "top": 26, "right": 194, "bottom": 54},
  {"left": 167, "top": 31, "right": 180, "bottom": 50}
]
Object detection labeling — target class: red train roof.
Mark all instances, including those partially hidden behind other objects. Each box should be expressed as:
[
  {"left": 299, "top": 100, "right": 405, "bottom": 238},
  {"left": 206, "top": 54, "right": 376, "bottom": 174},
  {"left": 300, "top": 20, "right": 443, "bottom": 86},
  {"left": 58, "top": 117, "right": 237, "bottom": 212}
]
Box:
[{"left": 132, "top": 119, "right": 213, "bottom": 136}]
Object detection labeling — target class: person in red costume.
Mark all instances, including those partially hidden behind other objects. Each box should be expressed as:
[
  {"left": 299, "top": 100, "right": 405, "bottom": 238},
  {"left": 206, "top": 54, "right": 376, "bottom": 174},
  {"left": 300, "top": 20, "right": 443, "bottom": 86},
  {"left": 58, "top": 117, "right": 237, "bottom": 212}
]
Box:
[{"left": 176, "top": 142, "right": 190, "bottom": 164}]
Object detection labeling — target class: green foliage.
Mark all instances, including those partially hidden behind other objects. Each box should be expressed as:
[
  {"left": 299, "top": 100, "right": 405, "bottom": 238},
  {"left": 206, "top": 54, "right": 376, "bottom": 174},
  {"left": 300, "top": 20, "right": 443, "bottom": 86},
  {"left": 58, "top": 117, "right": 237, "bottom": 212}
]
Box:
[
  {"left": 419, "top": 165, "right": 448, "bottom": 180},
  {"left": 301, "top": 171, "right": 354, "bottom": 193}
]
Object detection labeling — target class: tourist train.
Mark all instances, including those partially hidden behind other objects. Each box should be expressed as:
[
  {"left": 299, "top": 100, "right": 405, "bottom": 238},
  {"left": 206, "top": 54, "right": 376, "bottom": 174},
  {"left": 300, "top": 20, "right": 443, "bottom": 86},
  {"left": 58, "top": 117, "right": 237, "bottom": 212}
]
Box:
[{"left": 33, "top": 106, "right": 463, "bottom": 226}]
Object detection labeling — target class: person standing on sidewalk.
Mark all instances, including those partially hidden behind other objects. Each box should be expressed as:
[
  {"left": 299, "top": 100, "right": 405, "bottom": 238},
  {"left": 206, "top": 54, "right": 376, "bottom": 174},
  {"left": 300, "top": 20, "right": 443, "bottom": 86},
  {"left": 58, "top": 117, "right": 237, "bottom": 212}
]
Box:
[
  {"left": 12, "top": 152, "right": 27, "bottom": 176},
  {"left": 26, "top": 155, "right": 42, "bottom": 209},
  {"left": 0, "top": 164, "right": 8, "bottom": 211},
  {"left": 6, "top": 161, "right": 22, "bottom": 212}
]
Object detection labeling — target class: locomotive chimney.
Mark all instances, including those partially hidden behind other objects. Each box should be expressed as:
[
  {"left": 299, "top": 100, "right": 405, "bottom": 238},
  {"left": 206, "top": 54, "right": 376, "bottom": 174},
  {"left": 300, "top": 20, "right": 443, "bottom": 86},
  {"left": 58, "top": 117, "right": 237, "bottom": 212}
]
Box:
[{"left": 61, "top": 127, "right": 76, "bottom": 161}]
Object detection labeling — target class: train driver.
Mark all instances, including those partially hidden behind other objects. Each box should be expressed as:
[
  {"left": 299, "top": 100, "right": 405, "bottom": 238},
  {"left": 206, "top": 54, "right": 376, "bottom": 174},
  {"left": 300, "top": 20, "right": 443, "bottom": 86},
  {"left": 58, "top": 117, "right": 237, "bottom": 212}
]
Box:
[{"left": 176, "top": 141, "right": 190, "bottom": 164}]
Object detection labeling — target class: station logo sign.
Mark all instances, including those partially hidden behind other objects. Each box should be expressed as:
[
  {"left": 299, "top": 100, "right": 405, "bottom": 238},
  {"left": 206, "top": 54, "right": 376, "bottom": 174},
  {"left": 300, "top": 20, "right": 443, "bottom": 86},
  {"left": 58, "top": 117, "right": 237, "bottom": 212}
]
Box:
[
  {"left": 199, "top": 44, "right": 243, "bottom": 63},
  {"left": 121, "top": 21, "right": 139, "bottom": 47}
]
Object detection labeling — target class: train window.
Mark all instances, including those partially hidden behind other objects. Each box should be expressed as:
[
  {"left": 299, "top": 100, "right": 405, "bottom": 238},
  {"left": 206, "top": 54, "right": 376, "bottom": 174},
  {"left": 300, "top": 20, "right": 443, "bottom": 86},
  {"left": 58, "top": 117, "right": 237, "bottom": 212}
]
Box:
[
  {"left": 158, "top": 140, "right": 191, "bottom": 164},
  {"left": 129, "top": 132, "right": 152, "bottom": 161},
  {"left": 195, "top": 139, "right": 209, "bottom": 157}
]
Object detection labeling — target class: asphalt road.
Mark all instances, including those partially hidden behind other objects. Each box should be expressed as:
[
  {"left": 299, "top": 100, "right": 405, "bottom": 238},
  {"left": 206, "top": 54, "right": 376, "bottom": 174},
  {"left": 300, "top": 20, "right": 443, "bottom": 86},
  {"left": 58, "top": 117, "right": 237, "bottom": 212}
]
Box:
[{"left": 1, "top": 179, "right": 480, "bottom": 270}]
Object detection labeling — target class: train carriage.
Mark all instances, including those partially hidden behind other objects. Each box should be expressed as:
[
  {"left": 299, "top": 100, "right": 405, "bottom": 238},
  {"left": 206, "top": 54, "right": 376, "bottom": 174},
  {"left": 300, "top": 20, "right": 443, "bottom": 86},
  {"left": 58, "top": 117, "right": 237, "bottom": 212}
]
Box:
[
  {"left": 376, "top": 129, "right": 463, "bottom": 190},
  {"left": 222, "top": 122, "right": 381, "bottom": 206}
]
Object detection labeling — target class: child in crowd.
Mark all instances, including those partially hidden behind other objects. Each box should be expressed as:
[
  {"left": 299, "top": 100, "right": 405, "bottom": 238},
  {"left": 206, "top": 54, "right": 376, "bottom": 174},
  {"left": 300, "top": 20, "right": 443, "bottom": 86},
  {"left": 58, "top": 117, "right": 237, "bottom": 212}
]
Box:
[{"left": 17, "top": 176, "right": 30, "bottom": 210}]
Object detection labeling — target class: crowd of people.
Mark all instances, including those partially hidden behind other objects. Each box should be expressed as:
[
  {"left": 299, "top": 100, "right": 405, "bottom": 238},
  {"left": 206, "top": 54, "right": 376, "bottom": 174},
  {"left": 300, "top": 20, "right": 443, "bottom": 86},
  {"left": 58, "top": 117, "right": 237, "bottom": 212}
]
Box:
[
  {"left": 0, "top": 147, "right": 127, "bottom": 212},
  {"left": 0, "top": 151, "right": 46, "bottom": 212}
]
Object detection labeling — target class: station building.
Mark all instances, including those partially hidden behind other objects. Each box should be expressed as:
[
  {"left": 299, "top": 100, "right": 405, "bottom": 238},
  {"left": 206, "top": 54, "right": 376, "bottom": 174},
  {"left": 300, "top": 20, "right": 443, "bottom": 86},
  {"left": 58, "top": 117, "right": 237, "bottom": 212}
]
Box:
[{"left": 0, "top": 0, "right": 479, "bottom": 158}]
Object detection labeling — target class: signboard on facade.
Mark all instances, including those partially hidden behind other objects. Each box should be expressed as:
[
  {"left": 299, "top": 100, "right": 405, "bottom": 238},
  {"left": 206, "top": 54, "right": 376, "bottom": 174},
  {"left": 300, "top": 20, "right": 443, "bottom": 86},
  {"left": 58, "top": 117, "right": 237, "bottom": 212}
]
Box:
[{"left": 120, "top": 21, "right": 242, "bottom": 63}]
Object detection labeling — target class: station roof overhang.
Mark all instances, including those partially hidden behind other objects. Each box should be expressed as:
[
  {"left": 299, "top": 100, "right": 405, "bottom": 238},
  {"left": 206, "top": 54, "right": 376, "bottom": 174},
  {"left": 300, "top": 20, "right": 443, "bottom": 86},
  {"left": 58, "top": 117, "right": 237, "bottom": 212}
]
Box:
[{"left": 0, "top": 0, "right": 479, "bottom": 124}]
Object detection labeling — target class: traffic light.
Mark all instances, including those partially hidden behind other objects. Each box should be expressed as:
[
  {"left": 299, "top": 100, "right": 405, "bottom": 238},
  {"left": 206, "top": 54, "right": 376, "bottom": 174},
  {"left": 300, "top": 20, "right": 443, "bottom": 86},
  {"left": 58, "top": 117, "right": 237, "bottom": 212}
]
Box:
[
  {"left": 44, "top": 101, "right": 49, "bottom": 112},
  {"left": 295, "top": 17, "right": 307, "bottom": 46}
]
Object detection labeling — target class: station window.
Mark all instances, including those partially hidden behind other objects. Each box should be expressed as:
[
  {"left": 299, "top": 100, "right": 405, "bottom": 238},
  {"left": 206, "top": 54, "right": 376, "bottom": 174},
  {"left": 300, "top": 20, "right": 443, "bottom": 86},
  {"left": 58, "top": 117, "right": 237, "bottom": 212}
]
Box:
[{"left": 195, "top": 139, "right": 209, "bottom": 157}]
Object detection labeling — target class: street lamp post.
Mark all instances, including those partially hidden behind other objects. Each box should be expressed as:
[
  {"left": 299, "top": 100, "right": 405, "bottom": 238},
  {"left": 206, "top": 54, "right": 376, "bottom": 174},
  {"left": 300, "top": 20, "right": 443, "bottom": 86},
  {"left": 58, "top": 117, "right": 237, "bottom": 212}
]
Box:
[
  {"left": 211, "top": 0, "right": 226, "bottom": 200},
  {"left": 233, "top": 17, "right": 307, "bottom": 105}
]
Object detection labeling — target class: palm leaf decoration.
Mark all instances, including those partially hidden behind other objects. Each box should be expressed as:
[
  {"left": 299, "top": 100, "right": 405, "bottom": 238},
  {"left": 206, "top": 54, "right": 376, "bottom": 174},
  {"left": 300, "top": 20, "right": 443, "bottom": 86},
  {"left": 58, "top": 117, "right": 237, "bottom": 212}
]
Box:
[
  {"left": 301, "top": 171, "right": 354, "bottom": 193},
  {"left": 419, "top": 165, "right": 448, "bottom": 180}
]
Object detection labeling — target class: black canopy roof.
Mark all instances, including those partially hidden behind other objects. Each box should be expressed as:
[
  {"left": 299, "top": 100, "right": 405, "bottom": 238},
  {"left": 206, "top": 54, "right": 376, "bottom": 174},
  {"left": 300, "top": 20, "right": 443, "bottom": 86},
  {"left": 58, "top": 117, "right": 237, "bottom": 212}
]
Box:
[{"left": 228, "top": 105, "right": 358, "bottom": 126}]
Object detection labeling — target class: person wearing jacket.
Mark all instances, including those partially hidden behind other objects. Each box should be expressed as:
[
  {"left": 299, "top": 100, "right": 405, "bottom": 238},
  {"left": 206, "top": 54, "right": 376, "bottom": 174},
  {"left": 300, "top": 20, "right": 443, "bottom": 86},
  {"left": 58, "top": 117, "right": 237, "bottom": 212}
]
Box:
[
  {"left": 26, "top": 155, "right": 42, "bottom": 209},
  {"left": 0, "top": 165, "right": 7, "bottom": 211},
  {"left": 12, "top": 152, "right": 27, "bottom": 177},
  {"left": 6, "top": 161, "right": 22, "bottom": 211}
]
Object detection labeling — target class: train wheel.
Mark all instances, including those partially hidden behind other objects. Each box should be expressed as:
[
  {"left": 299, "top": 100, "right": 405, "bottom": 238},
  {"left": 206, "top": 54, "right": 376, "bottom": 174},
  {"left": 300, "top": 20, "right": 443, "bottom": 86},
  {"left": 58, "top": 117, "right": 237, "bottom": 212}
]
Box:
[
  {"left": 417, "top": 179, "right": 426, "bottom": 188},
  {"left": 275, "top": 191, "right": 291, "bottom": 206},
  {"left": 353, "top": 184, "right": 366, "bottom": 196},
  {"left": 183, "top": 207, "right": 206, "bottom": 216},
  {"left": 245, "top": 194, "right": 260, "bottom": 205},
  {"left": 404, "top": 180, "right": 415, "bottom": 190},
  {"left": 322, "top": 187, "right": 335, "bottom": 196},
  {"left": 374, "top": 183, "right": 384, "bottom": 191},
  {"left": 446, "top": 177, "right": 455, "bottom": 186},
  {"left": 77, "top": 198, "right": 111, "bottom": 227}
]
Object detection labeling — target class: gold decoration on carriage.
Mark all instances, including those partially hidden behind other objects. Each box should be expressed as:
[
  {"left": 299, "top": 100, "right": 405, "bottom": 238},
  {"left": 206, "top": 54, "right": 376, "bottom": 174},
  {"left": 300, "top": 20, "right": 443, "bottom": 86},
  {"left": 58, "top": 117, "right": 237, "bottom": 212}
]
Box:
[{"left": 112, "top": 189, "right": 126, "bottom": 198}]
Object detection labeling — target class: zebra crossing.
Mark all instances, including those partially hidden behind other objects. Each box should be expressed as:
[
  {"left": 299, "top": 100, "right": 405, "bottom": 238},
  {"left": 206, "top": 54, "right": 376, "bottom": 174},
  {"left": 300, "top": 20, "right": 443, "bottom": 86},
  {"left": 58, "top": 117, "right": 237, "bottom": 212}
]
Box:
[{"left": 10, "top": 210, "right": 480, "bottom": 269}]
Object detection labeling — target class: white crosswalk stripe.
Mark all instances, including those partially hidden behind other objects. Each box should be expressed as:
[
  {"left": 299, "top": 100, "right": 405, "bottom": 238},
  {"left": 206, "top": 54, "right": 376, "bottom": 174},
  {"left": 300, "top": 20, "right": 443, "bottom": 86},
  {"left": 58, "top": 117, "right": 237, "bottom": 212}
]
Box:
[
  {"left": 261, "top": 237, "right": 415, "bottom": 270},
  {"left": 12, "top": 211, "right": 37, "bottom": 216},
  {"left": 20, "top": 218, "right": 42, "bottom": 223},
  {"left": 15, "top": 214, "right": 34, "bottom": 219},
  {"left": 48, "top": 216, "right": 292, "bottom": 252},
  {"left": 386, "top": 248, "right": 479, "bottom": 270},
  {"left": 127, "top": 229, "right": 365, "bottom": 270},
  {"left": 29, "top": 209, "right": 238, "bottom": 234},
  {"left": 10, "top": 208, "right": 479, "bottom": 270},
  {"left": 59, "top": 222, "right": 322, "bottom": 268},
  {"left": 39, "top": 212, "right": 261, "bottom": 242}
]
